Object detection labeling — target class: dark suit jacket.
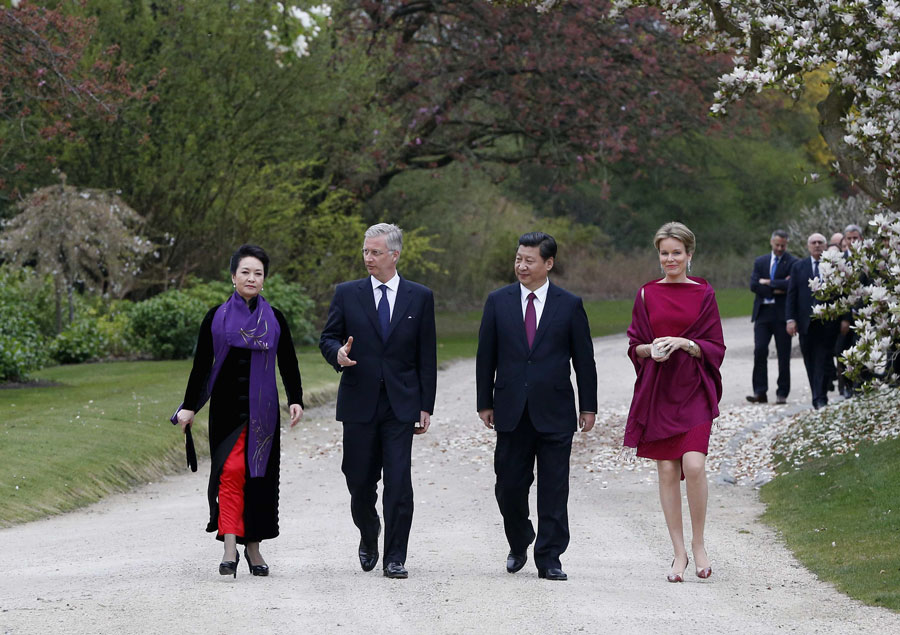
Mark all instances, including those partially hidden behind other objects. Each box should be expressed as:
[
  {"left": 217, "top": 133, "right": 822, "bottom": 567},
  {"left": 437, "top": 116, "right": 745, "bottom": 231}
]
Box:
[
  {"left": 750, "top": 251, "right": 797, "bottom": 322},
  {"left": 476, "top": 282, "right": 597, "bottom": 433},
  {"left": 320, "top": 276, "right": 437, "bottom": 424},
  {"left": 785, "top": 257, "right": 821, "bottom": 335}
]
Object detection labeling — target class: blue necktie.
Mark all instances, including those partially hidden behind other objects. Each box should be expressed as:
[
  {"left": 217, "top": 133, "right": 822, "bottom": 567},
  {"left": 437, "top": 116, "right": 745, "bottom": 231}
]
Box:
[
  {"left": 813, "top": 260, "right": 820, "bottom": 279},
  {"left": 770, "top": 256, "right": 778, "bottom": 281},
  {"left": 377, "top": 284, "right": 390, "bottom": 340}
]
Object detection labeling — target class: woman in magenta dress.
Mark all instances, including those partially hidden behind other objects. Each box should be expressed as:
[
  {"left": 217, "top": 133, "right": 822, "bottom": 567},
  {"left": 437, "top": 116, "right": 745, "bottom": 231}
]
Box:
[{"left": 625, "top": 222, "right": 725, "bottom": 583}]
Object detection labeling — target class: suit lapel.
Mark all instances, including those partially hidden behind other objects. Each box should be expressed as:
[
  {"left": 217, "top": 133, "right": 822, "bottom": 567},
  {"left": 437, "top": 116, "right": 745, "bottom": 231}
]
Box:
[
  {"left": 355, "top": 278, "right": 381, "bottom": 335},
  {"left": 529, "top": 283, "right": 561, "bottom": 355},
  {"left": 385, "top": 276, "right": 414, "bottom": 342}
]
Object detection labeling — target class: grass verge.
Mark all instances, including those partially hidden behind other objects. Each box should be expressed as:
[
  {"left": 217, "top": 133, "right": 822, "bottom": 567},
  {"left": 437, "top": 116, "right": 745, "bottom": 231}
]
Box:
[
  {"left": 760, "top": 437, "right": 900, "bottom": 611},
  {"left": 0, "top": 351, "right": 337, "bottom": 527}
]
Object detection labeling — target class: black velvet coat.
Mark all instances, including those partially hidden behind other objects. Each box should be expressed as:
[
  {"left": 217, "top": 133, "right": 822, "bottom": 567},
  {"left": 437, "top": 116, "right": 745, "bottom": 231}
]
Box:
[{"left": 182, "top": 300, "right": 303, "bottom": 543}]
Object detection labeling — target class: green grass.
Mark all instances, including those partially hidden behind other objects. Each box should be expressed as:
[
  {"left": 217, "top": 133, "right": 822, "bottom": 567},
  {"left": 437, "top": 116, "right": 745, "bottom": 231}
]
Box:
[
  {"left": 0, "top": 350, "right": 337, "bottom": 527},
  {"left": 1, "top": 291, "right": 752, "bottom": 526},
  {"left": 760, "top": 437, "right": 900, "bottom": 611}
]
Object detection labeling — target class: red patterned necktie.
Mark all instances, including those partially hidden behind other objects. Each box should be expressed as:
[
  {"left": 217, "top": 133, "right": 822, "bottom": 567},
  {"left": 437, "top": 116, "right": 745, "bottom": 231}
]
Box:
[{"left": 525, "top": 292, "right": 537, "bottom": 348}]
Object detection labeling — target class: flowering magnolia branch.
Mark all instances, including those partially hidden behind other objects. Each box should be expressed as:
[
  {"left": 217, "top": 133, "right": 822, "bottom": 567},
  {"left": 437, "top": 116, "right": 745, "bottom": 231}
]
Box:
[{"left": 813, "top": 212, "right": 900, "bottom": 385}]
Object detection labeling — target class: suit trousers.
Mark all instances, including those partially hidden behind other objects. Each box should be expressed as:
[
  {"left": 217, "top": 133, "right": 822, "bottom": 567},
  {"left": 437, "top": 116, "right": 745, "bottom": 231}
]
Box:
[
  {"left": 799, "top": 320, "right": 839, "bottom": 408},
  {"left": 494, "top": 408, "right": 573, "bottom": 570},
  {"left": 341, "top": 386, "right": 415, "bottom": 565},
  {"left": 752, "top": 307, "right": 792, "bottom": 398}
]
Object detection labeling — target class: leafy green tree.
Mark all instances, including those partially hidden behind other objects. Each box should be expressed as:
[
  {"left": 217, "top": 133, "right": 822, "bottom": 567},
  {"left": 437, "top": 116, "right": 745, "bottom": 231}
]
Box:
[{"left": 49, "top": 0, "right": 339, "bottom": 287}]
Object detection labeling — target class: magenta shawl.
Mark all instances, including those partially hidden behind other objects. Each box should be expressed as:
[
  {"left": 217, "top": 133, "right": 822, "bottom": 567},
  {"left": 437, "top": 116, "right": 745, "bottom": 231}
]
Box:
[{"left": 624, "top": 278, "right": 725, "bottom": 448}]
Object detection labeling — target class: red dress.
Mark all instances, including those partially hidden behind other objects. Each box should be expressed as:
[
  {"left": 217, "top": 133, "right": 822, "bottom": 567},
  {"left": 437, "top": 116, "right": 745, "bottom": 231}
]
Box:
[{"left": 636, "top": 281, "right": 712, "bottom": 464}]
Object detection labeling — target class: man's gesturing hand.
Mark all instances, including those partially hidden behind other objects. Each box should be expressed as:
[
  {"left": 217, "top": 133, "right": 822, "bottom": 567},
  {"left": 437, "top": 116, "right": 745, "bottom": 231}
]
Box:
[{"left": 337, "top": 336, "right": 357, "bottom": 367}]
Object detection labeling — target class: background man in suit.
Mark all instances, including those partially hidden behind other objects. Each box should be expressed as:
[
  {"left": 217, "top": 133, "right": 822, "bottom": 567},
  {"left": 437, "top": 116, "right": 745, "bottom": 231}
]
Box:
[
  {"left": 786, "top": 232, "right": 840, "bottom": 409},
  {"left": 319, "top": 223, "right": 437, "bottom": 579},
  {"left": 476, "top": 232, "right": 597, "bottom": 581},
  {"left": 748, "top": 229, "right": 797, "bottom": 404}
]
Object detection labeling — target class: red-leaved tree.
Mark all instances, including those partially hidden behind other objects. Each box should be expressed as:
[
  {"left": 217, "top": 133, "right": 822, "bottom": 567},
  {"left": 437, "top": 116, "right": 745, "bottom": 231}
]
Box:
[
  {"left": 328, "top": 0, "right": 731, "bottom": 197},
  {"left": 0, "top": 1, "right": 140, "bottom": 199}
]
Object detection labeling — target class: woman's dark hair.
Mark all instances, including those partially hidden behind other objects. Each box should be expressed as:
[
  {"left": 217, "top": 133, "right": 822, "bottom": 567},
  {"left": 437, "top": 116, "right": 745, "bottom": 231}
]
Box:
[
  {"left": 230, "top": 244, "right": 270, "bottom": 277},
  {"left": 518, "top": 232, "right": 557, "bottom": 261}
]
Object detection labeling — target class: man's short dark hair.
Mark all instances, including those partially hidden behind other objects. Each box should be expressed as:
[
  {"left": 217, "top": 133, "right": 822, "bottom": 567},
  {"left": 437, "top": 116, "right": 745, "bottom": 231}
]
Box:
[
  {"left": 771, "top": 229, "right": 789, "bottom": 240},
  {"left": 230, "top": 244, "right": 270, "bottom": 277},
  {"left": 518, "top": 232, "right": 557, "bottom": 261}
]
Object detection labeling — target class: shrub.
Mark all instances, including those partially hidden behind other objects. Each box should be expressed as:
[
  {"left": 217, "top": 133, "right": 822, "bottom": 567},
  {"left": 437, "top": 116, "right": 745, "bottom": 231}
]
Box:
[
  {"left": 128, "top": 290, "right": 208, "bottom": 359},
  {"left": 0, "top": 315, "right": 48, "bottom": 381},
  {"left": 0, "top": 266, "right": 53, "bottom": 381},
  {"left": 49, "top": 318, "right": 108, "bottom": 364}
]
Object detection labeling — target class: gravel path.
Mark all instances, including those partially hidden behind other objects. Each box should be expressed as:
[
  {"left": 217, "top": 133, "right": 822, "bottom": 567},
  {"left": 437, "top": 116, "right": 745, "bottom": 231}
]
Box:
[{"left": 2, "top": 317, "right": 898, "bottom": 634}]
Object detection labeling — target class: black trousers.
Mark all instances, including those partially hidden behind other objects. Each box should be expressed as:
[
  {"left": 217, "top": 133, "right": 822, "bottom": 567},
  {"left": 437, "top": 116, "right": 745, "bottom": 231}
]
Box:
[
  {"left": 342, "top": 387, "right": 415, "bottom": 565},
  {"left": 752, "top": 309, "right": 792, "bottom": 398},
  {"left": 799, "top": 320, "right": 839, "bottom": 408},
  {"left": 494, "top": 408, "right": 573, "bottom": 570}
]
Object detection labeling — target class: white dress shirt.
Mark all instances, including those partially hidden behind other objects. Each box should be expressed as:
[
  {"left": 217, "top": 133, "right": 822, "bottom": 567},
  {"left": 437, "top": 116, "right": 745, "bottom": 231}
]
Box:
[
  {"left": 520, "top": 278, "right": 550, "bottom": 328},
  {"left": 371, "top": 272, "right": 400, "bottom": 319}
]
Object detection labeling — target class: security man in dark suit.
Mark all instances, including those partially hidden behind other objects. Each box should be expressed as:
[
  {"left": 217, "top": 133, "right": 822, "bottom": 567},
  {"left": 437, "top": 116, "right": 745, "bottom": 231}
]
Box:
[
  {"left": 785, "top": 232, "right": 840, "bottom": 409},
  {"left": 748, "top": 229, "right": 797, "bottom": 404},
  {"left": 476, "top": 232, "right": 597, "bottom": 581},
  {"left": 319, "top": 223, "right": 437, "bottom": 579}
]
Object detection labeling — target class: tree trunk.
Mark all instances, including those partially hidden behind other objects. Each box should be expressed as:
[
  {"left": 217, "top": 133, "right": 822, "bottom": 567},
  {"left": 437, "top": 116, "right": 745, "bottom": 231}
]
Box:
[{"left": 67, "top": 284, "right": 74, "bottom": 326}]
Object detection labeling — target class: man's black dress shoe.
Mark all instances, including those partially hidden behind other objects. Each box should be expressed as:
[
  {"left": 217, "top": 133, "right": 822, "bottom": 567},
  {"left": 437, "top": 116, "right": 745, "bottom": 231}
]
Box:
[
  {"left": 746, "top": 394, "right": 767, "bottom": 404},
  {"left": 537, "top": 567, "right": 567, "bottom": 581},
  {"left": 383, "top": 562, "right": 408, "bottom": 579},
  {"left": 775, "top": 396, "right": 787, "bottom": 405},
  {"left": 506, "top": 551, "right": 527, "bottom": 574},
  {"left": 359, "top": 540, "right": 379, "bottom": 572},
  {"left": 358, "top": 524, "right": 381, "bottom": 572}
]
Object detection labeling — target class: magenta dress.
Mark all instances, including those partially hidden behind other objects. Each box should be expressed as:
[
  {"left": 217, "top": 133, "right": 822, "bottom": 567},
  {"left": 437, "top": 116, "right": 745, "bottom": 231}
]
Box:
[{"left": 636, "top": 281, "right": 711, "bottom": 463}]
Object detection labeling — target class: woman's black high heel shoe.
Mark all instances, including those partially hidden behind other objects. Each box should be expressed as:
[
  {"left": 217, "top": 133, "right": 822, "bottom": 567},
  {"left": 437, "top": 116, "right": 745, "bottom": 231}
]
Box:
[
  {"left": 244, "top": 547, "right": 270, "bottom": 577},
  {"left": 219, "top": 550, "right": 239, "bottom": 578}
]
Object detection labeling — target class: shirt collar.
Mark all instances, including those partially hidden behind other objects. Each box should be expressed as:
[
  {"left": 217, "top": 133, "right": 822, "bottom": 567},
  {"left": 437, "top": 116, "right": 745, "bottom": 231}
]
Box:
[
  {"left": 520, "top": 278, "right": 550, "bottom": 303},
  {"left": 371, "top": 272, "right": 400, "bottom": 292}
]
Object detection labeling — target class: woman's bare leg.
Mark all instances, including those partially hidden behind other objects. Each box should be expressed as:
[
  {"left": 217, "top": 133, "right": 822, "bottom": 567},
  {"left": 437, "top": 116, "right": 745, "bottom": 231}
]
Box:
[
  {"left": 657, "top": 459, "right": 688, "bottom": 576},
  {"left": 682, "top": 451, "right": 711, "bottom": 573}
]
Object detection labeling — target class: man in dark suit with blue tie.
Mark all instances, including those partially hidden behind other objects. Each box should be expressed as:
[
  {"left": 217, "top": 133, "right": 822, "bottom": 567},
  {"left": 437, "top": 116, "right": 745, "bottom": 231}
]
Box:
[
  {"left": 476, "top": 232, "right": 597, "bottom": 581},
  {"left": 785, "top": 232, "right": 840, "bottom": 409},
  {"left": 747, "top": 229, "right": 797, "bottom": 404},
  {"left": 319, "top": 223, "right": 437, "bottom": 579}
]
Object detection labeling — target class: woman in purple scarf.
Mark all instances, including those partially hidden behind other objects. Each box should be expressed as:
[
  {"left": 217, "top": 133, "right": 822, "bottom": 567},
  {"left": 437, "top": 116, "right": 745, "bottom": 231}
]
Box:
[
  {"left": 173, "top": 245, "right": 303, "bottom": 577},
  {"left": 625, "top": 222, "right": 725, "bottom": 583}
]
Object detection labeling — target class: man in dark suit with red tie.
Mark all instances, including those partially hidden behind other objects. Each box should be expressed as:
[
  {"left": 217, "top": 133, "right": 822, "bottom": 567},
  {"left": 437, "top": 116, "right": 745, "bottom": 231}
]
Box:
[
  {"left": 748, "top": 229, "right": 797, "bottom": 404},
  {"left": 319, "top": 223, "right": 437, "bottom": 579},
  {"left": 476, "top": 232, "right": 597, "bottom": 581},
  {"left": 785, "top": 232, "right": 840, "bottom": 409}
]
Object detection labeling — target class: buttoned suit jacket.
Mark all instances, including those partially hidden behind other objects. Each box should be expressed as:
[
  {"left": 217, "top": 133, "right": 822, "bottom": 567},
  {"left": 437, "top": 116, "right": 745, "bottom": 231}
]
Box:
[
  {"left": 320, "top": 276, "right": 437, "bottom": 424},
  {"left": 475, "top": 282, "right": 597, "bottom": 433},
  {"left": 750, "top": 251, "right": 797, "bottom": 323}
]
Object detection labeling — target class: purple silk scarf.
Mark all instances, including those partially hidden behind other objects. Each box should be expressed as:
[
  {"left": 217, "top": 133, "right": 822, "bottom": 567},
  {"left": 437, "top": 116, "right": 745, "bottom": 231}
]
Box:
[
  {"left": 624, "top": 278, "right": 725, "bottom": 447},
  {"left": 171, "top": 292, "right": 281, "bottom": 478}
]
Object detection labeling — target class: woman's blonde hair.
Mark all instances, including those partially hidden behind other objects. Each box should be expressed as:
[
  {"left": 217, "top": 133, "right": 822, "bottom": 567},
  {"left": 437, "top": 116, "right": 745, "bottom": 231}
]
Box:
[{"left": 653, "top": 221, "right": 696, "bottom": 254}]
